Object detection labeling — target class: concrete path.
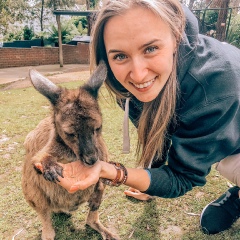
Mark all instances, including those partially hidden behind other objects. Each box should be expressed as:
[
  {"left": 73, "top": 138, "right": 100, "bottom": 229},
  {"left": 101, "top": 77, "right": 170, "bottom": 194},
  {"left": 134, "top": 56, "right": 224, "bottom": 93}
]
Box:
[{"left": 0, "top": 64, "right": 90, "bottom": 85}]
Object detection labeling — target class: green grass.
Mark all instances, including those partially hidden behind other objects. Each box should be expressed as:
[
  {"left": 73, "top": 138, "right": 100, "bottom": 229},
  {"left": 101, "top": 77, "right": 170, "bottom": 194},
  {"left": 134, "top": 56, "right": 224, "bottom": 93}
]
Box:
[{"left": 0, "top": 81, "right": 240, "bottom": 240}]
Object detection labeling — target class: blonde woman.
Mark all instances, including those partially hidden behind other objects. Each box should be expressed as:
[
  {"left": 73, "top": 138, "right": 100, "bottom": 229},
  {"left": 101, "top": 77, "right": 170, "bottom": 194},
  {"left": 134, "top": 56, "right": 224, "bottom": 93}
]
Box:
[{"left": 36, "top": 0, "right": 240, "bottom": 235}]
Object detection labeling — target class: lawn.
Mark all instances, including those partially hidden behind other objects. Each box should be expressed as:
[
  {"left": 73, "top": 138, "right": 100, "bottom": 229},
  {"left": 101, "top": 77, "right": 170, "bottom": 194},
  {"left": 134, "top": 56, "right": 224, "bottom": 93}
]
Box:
[{"left": 0, "top": 79, "right": 240, "bottom": 240}]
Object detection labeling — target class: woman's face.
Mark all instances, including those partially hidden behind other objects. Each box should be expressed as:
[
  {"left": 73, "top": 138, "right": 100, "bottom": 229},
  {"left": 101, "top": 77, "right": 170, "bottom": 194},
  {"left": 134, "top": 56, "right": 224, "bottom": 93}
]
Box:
[{"left": 104, "top": 6, "right": 177, "bottom": 102}]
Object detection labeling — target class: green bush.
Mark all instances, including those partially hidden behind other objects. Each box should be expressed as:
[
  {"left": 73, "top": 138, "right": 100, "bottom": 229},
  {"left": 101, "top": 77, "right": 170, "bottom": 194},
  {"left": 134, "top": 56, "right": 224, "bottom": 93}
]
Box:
[
  {"left": 204, "top": 10, "right": 218, "bottom": 31},
  {"left": 47, "top": 19, "right": 80, "bottom": 46},
  {"left": 23, "top": 26, "right": 34, "bottom": 40},
  {"left": 227, "top": 14, "right": 240, "bottom": 49},
  {"left": 73, "top": 16, "right": 88, "bottom": 30},
  {"left": 3, "top": 29, "right": 23, "bottom": 42},
  {"left": 3, "top": 26, "right": 34, "bottom": 42},
  {"left": 72, "top": 16, "right": 88, "bottom": 35}
]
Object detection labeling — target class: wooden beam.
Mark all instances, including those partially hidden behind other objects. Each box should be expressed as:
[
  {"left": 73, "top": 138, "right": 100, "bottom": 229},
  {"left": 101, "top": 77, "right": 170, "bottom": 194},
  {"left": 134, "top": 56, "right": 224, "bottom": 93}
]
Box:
[
  {"left": 53, "top": 10, "right": 97, "bottom": 16},
  {"left": 53, "top": 10, "right": 97, "bottom": 67},
  {"left": 56, "top": 15, "right": 63, "bottom": 67}
]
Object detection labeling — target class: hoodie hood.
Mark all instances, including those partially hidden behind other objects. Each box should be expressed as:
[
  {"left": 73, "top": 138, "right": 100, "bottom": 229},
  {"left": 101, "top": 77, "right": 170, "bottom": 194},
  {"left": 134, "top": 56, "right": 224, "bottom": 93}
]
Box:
[{"left": 177, "top": 5, "right": 199, "bottom": 82}]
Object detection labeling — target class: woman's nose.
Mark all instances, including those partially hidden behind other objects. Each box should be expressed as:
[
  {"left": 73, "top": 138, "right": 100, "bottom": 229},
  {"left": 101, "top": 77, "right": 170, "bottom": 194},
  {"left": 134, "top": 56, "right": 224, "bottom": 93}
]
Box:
[{"left": 129, "top": 58, "right": 148, "bottom": 83}]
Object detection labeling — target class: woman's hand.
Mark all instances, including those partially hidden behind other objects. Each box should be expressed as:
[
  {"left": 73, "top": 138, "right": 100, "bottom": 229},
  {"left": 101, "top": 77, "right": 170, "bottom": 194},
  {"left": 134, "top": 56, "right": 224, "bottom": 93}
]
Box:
[
  {"left": 34, "top": 161, "right": 102, "bottom": 193},
  {"left": 124, "top": 187, "right": 153, "bottom": 201}
]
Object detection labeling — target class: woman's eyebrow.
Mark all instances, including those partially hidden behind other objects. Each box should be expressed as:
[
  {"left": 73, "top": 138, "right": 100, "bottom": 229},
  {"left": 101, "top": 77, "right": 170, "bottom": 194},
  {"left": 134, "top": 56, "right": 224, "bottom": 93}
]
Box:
[
  {"left": 139, "top": 39, "right": 162, "bottom": 50},
  {"left": 108, "top": 49, "right": 122, "bottom": 55}
]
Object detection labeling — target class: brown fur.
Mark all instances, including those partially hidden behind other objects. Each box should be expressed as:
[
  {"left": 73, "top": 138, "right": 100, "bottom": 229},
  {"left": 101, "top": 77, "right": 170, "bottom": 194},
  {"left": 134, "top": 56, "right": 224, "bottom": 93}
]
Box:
[{"left": 21, "top": 65, "right": 119, "bottom": 240}]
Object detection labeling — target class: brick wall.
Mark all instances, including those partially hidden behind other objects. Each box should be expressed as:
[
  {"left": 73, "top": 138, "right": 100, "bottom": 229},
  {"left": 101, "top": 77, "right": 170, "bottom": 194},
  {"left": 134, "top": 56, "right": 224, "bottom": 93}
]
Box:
[{"left": 0, "top": 42, "right": 89, "bottom": 68}]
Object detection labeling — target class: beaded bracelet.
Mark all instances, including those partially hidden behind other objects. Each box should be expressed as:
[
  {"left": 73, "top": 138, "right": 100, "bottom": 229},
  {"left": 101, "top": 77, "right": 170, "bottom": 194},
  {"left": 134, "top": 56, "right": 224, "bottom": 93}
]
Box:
[{"left": 101, "top": 161, "right": 128, "bottom": 187}]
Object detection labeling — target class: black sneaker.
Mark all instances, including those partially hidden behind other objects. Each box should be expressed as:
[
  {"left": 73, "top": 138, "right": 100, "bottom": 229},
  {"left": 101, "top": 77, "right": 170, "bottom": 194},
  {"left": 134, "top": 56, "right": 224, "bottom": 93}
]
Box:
[{"left": 200, "top": 186, "right": 240, "bottom": 234}]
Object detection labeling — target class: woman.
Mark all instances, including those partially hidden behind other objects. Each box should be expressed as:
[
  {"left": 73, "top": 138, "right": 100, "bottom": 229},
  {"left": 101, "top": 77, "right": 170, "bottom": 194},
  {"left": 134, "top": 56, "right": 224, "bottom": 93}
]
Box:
[{"left": 37, "top": 0, "right": 240, "bottom": 235}]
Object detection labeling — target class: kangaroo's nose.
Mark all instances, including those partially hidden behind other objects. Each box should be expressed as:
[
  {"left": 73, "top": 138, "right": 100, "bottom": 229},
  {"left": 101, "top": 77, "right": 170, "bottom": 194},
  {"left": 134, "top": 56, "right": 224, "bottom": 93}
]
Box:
[{"left": 81, "top": 156, "right": 98, "bottom": 166}]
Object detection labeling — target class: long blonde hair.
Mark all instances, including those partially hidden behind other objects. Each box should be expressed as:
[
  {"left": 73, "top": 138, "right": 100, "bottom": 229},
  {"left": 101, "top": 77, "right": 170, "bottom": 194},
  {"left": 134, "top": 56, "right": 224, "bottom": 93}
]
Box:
[{"left": 90, "top": 0, "right": 185, "bottom": 168}]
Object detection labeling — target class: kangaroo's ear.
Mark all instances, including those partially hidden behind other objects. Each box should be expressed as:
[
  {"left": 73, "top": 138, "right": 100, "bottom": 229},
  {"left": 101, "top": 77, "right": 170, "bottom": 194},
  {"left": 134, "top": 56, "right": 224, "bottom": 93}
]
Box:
[
  {"left": 83, "top": 60, "right": 108, "bottom": 98},
  {"left": 29, "top": 69, "right": 61, "bottom": 105}
]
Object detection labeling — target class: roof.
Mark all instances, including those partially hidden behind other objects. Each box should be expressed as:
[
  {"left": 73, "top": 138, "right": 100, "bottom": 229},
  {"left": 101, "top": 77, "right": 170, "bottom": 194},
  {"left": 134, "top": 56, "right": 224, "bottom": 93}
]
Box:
[{"left": 53, "top": 10, "right": 97, "bottom": 16}]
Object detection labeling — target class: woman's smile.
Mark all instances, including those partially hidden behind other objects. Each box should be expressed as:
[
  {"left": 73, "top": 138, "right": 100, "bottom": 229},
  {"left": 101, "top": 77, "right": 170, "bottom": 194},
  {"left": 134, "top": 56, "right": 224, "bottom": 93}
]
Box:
[{"left": 130, "top": 76, "right": 158, "bottom": 92}]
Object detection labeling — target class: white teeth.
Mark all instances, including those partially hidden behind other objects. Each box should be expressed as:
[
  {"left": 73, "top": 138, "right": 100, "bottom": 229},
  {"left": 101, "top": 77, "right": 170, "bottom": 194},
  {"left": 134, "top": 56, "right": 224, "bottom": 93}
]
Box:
[{"left": 132, "top": 77, "right": 156, "bottom": 89}]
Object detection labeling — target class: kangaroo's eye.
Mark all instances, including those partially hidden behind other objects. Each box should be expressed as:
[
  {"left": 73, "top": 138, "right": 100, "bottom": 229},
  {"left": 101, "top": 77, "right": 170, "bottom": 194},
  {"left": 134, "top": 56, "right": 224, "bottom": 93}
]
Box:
[
  {"left": 95, "top": 126, "right": 102, "bottom": 132},
  {"left": 66, "top": 132, "right": 75, "bottom": 138}
]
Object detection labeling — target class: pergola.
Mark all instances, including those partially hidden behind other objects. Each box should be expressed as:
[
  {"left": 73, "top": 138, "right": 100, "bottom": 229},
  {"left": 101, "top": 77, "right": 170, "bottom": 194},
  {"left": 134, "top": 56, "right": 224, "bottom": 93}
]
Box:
[{"left": 53, "top": 10, "right": 97, "bottom": 67}]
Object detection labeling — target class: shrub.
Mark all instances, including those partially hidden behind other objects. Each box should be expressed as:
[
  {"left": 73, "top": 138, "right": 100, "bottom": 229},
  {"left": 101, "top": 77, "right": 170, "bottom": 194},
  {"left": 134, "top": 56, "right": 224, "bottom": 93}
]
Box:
[
  {"left": 47, "top": 19, "right": 80, "bottom": 46},
  {"left": 72, "top": 16, "right": 88, "bottom": 35},
  {"left": 3, "top": 29, "right": 23, "bottom": 42},
  {"left": 227, "top": 14, "right": 240, "bottom": 49},
  {"left": 23, "top": 26, "right": 34, "bottom": 40}
]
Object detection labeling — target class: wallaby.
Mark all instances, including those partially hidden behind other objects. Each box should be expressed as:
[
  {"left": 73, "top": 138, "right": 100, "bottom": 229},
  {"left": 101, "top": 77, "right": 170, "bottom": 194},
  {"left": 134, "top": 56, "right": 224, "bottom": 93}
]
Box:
[{"left": 22, "top": 62, "right": 119, "bottom": 240}]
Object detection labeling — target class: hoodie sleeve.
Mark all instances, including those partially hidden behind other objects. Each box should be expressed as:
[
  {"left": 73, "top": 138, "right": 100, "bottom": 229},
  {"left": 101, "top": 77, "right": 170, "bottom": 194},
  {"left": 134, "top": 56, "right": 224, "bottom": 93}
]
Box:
[{"left": 145, "top": 95, "right": 240, "bottom": 198}]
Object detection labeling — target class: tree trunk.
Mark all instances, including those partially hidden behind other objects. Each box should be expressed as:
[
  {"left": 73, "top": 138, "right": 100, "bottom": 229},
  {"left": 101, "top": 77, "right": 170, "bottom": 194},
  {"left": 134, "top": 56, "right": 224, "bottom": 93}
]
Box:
[
  {"left": 40, "top": 0, "right": 44, "bottom": 32},
  {"left": 86, "top": 0, "right": 90, "bottom": 9},
  {"left": 188, "top": 0, "right": 195, "bottom": 10},
  {"left": 215, "top": 0, "right": 230, "bottom": 42},
  {"left": 86, "top": 0, "right": 92, "bottom": 36},
  {"left": 51, "top": 0, "right": 60, "bottom": 10}
]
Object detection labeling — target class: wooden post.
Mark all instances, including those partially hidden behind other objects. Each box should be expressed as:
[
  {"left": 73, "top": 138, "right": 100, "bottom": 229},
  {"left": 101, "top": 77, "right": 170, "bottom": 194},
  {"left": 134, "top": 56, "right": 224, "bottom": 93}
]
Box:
[{"left": 56, "top": 15, "right": 63, "bottom": 67}]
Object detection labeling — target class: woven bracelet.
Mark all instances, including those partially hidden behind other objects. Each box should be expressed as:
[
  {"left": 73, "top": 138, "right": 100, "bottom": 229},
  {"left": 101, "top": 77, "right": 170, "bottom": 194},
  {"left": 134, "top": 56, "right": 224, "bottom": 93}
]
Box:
[
  {"left": 101, "top": 161, "right": 128, "bottom": 187},
  {"left": 117, "top": 162, "right": 128, "bottom": 185}
]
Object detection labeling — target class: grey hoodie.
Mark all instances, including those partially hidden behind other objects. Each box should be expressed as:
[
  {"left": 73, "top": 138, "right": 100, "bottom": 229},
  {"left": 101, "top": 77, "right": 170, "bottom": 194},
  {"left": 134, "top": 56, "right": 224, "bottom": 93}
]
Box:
[{"left": 121, "top": 6, "right": 240, "bottom": 198}]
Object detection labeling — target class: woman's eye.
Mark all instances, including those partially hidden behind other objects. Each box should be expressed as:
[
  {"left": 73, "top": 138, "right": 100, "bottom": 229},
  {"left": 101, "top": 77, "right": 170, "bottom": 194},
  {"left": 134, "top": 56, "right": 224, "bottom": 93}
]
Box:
[
  {"left": 113, "top": 54, "right": 127, "bottom": 61},
  {"left": 145, "top": 46, "right": 158, "bottom": 54}
]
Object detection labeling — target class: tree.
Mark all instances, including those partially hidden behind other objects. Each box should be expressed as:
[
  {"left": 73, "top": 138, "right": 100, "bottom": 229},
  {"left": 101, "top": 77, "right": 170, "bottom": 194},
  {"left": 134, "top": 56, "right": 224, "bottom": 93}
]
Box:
[
  {"left": 85, "top": 0, "right": 99, "bottom": 35},
  {"left": 188, "top": 0, "right": 196, "bottom": 10},
  {"left": 27, "top": 0, "right": 52, "bottom": 34},
  {"left": 86, "top": 0, "right": 99, "bottom": 9},
  {"left": 215, "top": 0, "right": 231, "bottom": 41},
  {"left": 47, "top": 0, "right": 76, "bottom": 10},
  {"left": 0, "top": 0, "right": 28, "bottom": 35},
  {"left": 227, "top": 13, "right": 240, "bottom": 48}
]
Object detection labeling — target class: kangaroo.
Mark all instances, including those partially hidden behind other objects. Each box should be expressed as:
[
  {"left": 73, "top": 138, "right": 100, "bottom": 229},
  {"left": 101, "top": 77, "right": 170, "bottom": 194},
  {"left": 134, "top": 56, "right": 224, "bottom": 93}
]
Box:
[{"left": 22, "top": 62, "right": 119, "bottom": 240}]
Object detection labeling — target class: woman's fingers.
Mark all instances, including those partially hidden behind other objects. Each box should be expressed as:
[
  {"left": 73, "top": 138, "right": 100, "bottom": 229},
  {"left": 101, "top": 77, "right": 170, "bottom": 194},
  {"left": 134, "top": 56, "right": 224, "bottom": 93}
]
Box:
[
  {"left": 124, "top": 187, "right": 153, "bottom": 201},
  {"left": 59, "top": 161, "right": 101, "bottom": 193},
  {"left": 69, "top": 175, "right": 98, "bottom": 193}
]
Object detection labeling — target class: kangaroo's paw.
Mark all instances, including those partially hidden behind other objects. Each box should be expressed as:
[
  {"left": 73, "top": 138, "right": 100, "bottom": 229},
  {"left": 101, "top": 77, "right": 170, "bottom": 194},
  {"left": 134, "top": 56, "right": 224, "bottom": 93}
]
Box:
[{"left": 34, "top": 158, "right": 63, "bottom": 183}]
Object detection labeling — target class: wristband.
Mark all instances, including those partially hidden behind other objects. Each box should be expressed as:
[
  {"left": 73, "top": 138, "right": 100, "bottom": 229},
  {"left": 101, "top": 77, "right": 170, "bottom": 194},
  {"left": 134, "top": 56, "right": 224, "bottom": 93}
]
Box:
[{"left": 101, "top": 161, "right": 128, "bottom": 187}]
